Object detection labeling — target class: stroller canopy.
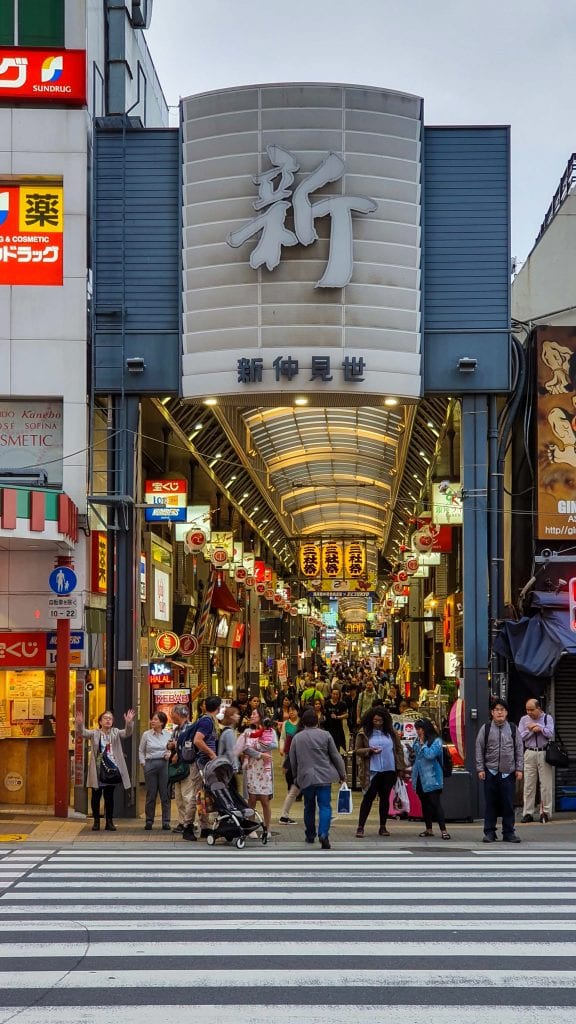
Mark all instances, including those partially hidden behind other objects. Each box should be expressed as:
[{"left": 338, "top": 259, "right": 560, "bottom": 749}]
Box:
[{"left": 203, "top": 756, "right": 235, "bottom": 789}]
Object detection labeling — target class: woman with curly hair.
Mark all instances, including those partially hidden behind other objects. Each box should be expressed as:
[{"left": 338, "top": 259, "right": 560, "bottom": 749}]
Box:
[{"left": 354, "top": 705, "right": 405, "bottom": 837}]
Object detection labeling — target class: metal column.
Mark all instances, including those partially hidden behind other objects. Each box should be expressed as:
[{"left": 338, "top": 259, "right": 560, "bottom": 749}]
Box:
[{"left": 461, "top": 394, "right": 490, "bottom": 816}]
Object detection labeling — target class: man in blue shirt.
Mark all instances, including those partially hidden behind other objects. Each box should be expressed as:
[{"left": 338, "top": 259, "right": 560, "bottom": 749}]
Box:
[{"left": 182, "top": 695, "right": 221, "bottom": 842}]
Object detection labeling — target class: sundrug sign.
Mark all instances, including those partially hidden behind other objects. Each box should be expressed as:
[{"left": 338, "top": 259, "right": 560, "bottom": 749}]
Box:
[{"left": 0, "top": 49, "right": 86, "bottom": 104}]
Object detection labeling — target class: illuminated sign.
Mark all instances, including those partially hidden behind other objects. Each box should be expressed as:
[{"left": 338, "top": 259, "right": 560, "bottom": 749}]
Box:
[
  {"left": 145, "top": 478, "right": 187, "bottom": 523},
  {"left": 0, "top": 48, "right": 86, "bottom": 105},
  {"left": 0, "top": 399, "right": 63, "bottom": 485},
  {"left": 0, "top": 180, "right": 63, "bottom": 285},
  {"left": 91, "top": 532, "right": 107, "bottom": 594}
]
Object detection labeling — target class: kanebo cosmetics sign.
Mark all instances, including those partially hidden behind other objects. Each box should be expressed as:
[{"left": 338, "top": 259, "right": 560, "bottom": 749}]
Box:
[{"left": 181, "top": 84, "right": 422, "bottom": 401}]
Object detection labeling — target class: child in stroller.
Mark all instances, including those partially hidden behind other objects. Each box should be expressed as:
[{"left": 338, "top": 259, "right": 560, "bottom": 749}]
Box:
[{"left": 202, "top": 756, "right": 268, "bottom": 848}]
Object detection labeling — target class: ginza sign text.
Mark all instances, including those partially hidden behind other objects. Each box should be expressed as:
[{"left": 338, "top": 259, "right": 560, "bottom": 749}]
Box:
[{"left": 227, "top": 145, "right": 377, "bottom": 288}]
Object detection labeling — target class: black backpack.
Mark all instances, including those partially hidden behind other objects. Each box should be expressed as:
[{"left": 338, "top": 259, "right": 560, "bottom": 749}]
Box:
[
  {"left": 480, "top": 720, "right": 517, "bottom": 757},
  {"left": 442, "top": 745, "right": 453, "bottom": 778}
]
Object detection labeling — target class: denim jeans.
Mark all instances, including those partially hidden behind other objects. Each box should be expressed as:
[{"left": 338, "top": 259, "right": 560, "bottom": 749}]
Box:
[{"left": 302, "top": 783, "right": 332, "bottom": 840}]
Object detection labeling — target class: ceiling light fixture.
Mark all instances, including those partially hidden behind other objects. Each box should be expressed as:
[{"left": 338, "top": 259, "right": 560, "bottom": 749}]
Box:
[
  {"left": 203, "top": 398, "right": 218, "bottom": 406},
  {"left": 294, "top": 397, "right": 309, "bottom": 406},
  {"left": 384, "top": 397, "right": 399, "bottom": 407}
]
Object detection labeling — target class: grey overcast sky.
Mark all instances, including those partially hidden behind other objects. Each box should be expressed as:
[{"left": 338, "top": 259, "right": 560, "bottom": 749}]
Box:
[{"left": 146, "top": 0, "right": 576, "bottom": 264}]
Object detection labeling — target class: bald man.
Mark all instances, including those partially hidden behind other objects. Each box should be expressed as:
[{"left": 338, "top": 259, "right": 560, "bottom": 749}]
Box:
[{"left": 518, "top": 699, "right": 555, "bottom": 823}]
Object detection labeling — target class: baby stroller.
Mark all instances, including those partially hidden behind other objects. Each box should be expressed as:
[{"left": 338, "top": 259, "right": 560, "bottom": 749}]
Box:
[{"left": 202, "top": 756, "right": 268, "bottom": 849}]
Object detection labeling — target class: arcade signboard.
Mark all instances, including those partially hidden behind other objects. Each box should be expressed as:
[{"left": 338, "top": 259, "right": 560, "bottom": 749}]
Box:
[{"left": 535, "top": 326, "right": 576, "bottom": 539}]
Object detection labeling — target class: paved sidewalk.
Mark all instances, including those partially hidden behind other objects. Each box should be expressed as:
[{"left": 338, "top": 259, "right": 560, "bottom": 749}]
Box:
[{"left": 2, "top": 802, "right": 576, "bottom": 848}]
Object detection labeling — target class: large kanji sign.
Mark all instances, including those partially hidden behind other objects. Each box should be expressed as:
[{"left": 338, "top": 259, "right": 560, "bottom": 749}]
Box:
[
  {"left": 0, "top": 48, "right": 86, "bottom": 105},
  {"left": 0, "top": 181, "right": 63, "bottom": 285}
]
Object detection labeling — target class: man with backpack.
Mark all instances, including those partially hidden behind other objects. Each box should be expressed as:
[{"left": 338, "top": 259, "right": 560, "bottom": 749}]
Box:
[
  {"left": 475, "top": 698, "right": 524, "bottom": 844},
  {"left": 168, "top": 704, "right": 195, "bottom": 833},
  {"left": 182, "top": 694, "right": 222, "bottom": 842}
]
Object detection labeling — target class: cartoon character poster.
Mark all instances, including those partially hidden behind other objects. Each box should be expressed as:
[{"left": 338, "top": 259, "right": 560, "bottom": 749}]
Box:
[{"left": 537, "top": 326, "right": 576, "bottom": 538}]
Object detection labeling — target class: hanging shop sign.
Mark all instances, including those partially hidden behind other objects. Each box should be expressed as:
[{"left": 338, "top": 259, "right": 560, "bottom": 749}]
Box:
[
  {"left": 155, "top": 631, "right": 180, "bottom": 657},
  {"left": 344, "top": 541, "right": 367, "bottom": 578},
  {"left": 321, "top": 540, "right": 344, "bottom": 580},
  {"left": 431, "top": 483, "right": 463, "bottom": 525},
  {"left": 234, "top": 566, "right": 247, "bottom": 582},
  {"left": 91, "top": 531, "right": 108, "bottom": 594},
  {"left": 205, "top": 531, "right": 234, "bottom": 566},
  {"left": 256, "top": 581, "right": 266, "bottom": 595},
  {"left": 535, "top": 326, "right": 576, "bottom": 538},
  {"left": 245, "top": 575, "right": 256, "bottom": 588},
  {"left": 0, "top": 179, "right": 63, "bottom": 286},
  {"left": 345, "top": 622, "right": 364, "bottom": 634},
  {"left": 211, "top": 547, "right": 228, "bottom": 567},
  {"left": 174, "top": 505, "right": 212, "bottom": 542},
  {"left": 145, "top": 479, "right": 187, "bottom": 522},
  {"left": 152, "top": 687, "right": 191, "bottom": 720},
  {"left": 243, "top": 552, "right": 255, "bottom": 574},
  {"left": 264, "top": 588, "right": 275, "bottom": 601},
  {"left": 184, "top": 529, "right": 206, "bottom": 553},
  {"left": 230, "top": 622, "right": 245, "bottom": 649},
  {"left": 178, "top": 634, "right": 198, "bottom": 657},
  {"left": 0, "top": 48, "right": 86, "bottom": 104}
]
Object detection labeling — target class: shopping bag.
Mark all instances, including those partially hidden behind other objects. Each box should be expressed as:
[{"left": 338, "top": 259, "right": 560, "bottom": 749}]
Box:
[
  {"left": 392, "top": 776, "right": 410, "bottom": 815},
  {"left": 337, "top": 782, "right": 353, "bottom": 815}
]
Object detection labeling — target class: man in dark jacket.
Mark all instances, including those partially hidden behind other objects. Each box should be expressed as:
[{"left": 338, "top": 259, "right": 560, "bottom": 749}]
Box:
[
  {"left": 289, "top": 709, "right": 346, "bottom": 850},
  {"left": 475, "top": 698, "right": 524, "bottom": 844}
]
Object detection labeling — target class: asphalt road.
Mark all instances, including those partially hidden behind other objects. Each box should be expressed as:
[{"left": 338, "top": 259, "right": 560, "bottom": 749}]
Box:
[{"left": 1, "top": 842, "right": 576, "bottom": 1023}]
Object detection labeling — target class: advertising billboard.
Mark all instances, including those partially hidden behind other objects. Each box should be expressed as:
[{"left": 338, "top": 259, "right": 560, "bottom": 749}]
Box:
[
  {"left": 0, "top": 399, "right": 63, "bottom": 485},
  {"left": 0, "top": 179, "right": 63, "bottom": 285},
  {"left": 0, "top": 48, "right": 86, "bottom": 105},
  {"left": 536, "top": 326, "right": 576, "bottom": 539}
]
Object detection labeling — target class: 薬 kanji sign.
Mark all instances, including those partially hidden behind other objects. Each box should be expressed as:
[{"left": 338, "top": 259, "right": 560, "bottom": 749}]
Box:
[{"left": 0, "top": 181, "right": 63, "bottom": 285}]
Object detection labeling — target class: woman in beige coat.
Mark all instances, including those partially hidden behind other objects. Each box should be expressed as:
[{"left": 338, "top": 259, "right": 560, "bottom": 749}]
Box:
[{"left": 76, "top": 708, "right": 135, "bottom": 831}]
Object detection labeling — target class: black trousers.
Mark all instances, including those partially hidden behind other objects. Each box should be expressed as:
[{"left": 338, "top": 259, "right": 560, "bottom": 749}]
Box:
[
  {"left": 358, "top": 770, "right": 397, "bottom": 829},
  {"left": 416, "top": 781, "right": 446, "bottom": 831},
  {"left": 483, "top": 771, "right": 516, "bottom": 838},
  {"left": 91, "top": 785, "right": 115, "bottom": 820}
]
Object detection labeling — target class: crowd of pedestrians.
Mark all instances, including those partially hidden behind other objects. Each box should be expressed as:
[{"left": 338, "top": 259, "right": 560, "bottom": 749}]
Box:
[{"left": 75, "top": 663, "right": 559, "bottom": 847}]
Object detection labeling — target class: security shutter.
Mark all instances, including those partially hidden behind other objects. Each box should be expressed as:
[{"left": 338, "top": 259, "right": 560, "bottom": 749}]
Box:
[
  {"left": 553, "top": 655, "right": 576, "bottom": 811},
  {"left": 553, "top": 655, "right": 576, "bottom": 756}
]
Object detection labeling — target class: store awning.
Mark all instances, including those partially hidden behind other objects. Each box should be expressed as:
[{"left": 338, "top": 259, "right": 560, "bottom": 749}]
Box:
[
  {"left": 211, "top": 578, "right": 241, "bottom": 614},
  {"left": 495, "top": 592, "right": 576, "bottom": 677}
]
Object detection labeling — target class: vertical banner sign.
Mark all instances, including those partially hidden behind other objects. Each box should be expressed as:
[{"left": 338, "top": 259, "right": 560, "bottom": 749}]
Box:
[
  {"left": 91, "top": 532, "right": 107, "bottom": 594},
  {"left": 299, "top": 542, "right": 321, "bottom": 578},
  {"left": 0, "top": 180, "right": 64, "bottom": 285},
  {"left": 74, "top": 676, "right": 85, "bottom": 787},
  {"left": 536, "top": 326, "right": 576, "bottom": 539},
  {"left": 344, "top": 540, "right": 366, "bottom": 578},
  {"left": 196, "top": 573, "right": 216, "bottom": 645},
  {"left": 321, "top": 541, "right": 344, "bottom": 580}
]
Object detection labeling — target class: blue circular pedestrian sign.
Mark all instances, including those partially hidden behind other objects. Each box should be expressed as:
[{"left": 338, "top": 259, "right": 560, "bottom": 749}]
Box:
[{"left": 49, "top": 566, "right": 77, "bottom": 595}]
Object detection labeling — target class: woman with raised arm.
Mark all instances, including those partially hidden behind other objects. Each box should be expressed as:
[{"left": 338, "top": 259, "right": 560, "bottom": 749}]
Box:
[{"left": 76, "top": 708, "right": 135, "bottom": 831}]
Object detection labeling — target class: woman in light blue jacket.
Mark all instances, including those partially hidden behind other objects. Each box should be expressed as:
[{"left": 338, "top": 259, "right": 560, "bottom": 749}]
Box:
[{"left": 411, "top": 718, "right": 450, "bottom": 840}]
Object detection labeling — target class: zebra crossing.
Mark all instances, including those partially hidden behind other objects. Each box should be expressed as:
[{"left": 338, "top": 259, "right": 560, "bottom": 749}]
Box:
[{"left": 1, "top": 845, "right": 576, "bottom": 1022}]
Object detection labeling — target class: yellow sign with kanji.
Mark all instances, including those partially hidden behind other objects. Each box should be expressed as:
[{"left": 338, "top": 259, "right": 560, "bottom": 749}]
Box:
[
  {"left": 345, "top": 622, "right": 364, "bottom": 634},
  {"left": 0, "top": 180, "right": 63, "bottom": 285},
  {"left": 344, "top": 541, "right": 366, "bottom": 578},
  {"left": 299, "top": 542, "right": 321, "bottom": 578},
  {"left": 321, "top": 541, "right": 344, "bottom": 579}
]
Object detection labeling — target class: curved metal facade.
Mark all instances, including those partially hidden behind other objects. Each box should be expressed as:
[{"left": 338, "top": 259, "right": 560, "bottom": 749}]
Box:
[{"left": 181, "top": 83, "right": 422, "bottom": 402}]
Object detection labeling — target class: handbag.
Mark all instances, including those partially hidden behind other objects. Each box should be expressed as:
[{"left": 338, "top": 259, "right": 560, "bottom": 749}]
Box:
[
  {"left": 98, "top": 751, "right": 122, "bottom": 786},
  {"left": 392, "top": 776, "right": 410, "bottom": 815},
  {"left": 168, "top": 761, "right": 190, "bottom": 784},
  {"left": 337, "top": 782, "right": 353, "bottom": 814},
  {"left": 545, "top": 728, "right": 569, "bottom": 769}
]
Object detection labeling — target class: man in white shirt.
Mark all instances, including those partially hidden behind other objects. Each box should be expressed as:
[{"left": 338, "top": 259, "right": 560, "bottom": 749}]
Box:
[{"left": 519, "top": 699, "right": 555, "bottom": 823}]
